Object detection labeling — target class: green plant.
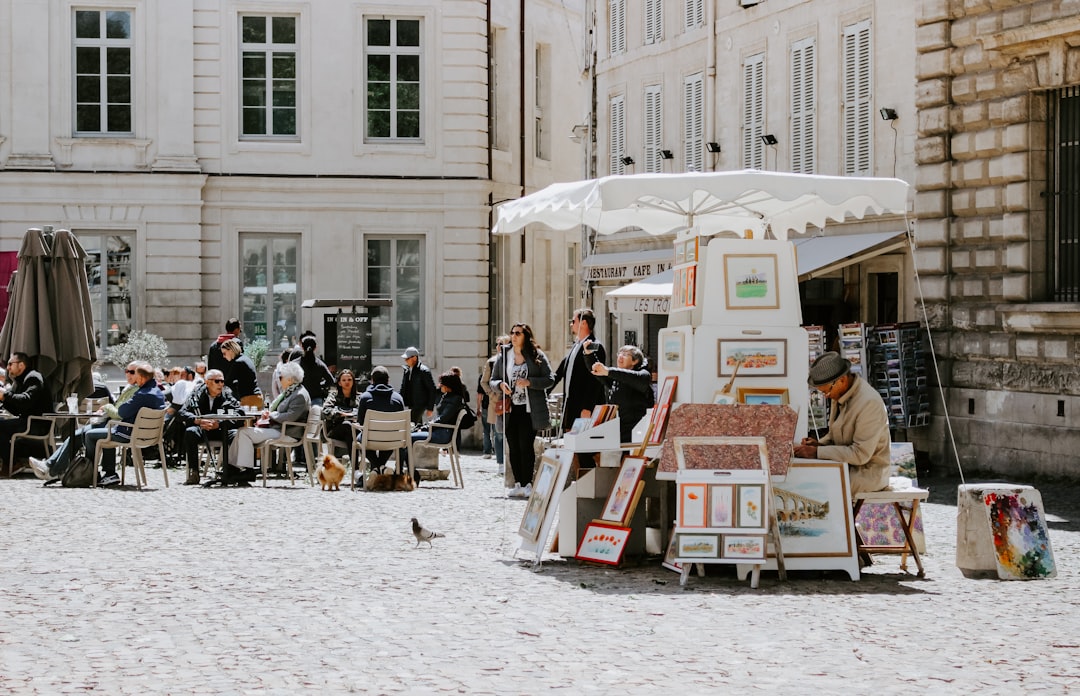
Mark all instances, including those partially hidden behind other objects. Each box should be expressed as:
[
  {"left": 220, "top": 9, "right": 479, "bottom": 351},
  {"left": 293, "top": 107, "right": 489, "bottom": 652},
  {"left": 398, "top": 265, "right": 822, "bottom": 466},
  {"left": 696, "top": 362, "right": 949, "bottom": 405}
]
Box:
[
  {"left": 246, "top": 338, "right": 271, "bottom": 372},
  {"left": 108, "top": 330, "right": 169, "bottom": 368}
]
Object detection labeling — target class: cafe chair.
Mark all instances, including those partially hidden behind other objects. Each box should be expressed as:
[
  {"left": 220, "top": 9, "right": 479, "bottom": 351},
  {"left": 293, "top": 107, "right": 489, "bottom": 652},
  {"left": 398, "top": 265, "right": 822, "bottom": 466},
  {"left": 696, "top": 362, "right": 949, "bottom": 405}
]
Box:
[
  {"left": 259, "top": 406, "right": 322, "bottom": 487},
  {"left": 8, "top": 416, "right": 57, "bottom": 477},
  {"left": 411, "top": 410, "right": 466, "bottom": 488},
  {"left": 348, "top": 410, "right": 413, "bottom": 491},
  {"left": 93, "top": 407, "right": 169, "bottom": 489}
]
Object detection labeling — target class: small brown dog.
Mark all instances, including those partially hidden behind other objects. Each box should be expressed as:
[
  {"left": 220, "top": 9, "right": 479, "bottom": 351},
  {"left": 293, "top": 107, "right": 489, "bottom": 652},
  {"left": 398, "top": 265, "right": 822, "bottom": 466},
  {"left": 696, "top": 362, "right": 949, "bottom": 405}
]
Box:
[
  {"left": 316, "top": 454, "right": 346, "bottom": 491},
  {"left": 364, "top": 470, "right": 416, "bottom": 492}
]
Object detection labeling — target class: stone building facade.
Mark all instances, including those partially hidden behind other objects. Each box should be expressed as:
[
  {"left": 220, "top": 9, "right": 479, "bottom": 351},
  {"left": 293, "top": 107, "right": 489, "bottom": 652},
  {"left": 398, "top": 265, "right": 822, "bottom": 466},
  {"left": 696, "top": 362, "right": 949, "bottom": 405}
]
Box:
[{"left": 915, "top": 0, "right": 1080, "bottom": 477}]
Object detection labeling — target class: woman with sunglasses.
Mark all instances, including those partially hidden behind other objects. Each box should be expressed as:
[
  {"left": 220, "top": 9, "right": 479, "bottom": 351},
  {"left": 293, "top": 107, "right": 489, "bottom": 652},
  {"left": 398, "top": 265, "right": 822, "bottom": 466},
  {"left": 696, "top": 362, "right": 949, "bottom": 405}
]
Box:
[{"left": 490, "top": 323, "right": 554, "bottom": 498}]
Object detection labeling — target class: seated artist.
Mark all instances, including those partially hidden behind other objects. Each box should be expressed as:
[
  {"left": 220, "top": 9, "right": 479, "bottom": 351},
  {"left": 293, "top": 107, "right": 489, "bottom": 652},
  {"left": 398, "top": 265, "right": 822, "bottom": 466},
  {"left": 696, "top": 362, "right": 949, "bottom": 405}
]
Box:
[{"left": 793, "top": 351, "right": 891, "bottom": 497}]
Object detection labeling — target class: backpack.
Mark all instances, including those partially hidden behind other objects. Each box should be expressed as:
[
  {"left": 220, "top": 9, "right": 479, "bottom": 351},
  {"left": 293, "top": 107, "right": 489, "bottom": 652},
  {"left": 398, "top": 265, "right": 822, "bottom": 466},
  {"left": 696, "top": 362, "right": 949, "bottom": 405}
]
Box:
[
  {"left": 61, "top": 454, "right": 94, "bottom": 488},
  {"left": 459, "top": 404, "right": 478, "bottom": 430}
]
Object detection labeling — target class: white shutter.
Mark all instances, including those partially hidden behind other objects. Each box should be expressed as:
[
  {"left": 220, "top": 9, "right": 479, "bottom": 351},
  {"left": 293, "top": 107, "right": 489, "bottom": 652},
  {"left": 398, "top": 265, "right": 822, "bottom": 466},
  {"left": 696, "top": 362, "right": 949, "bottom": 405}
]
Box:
[
  {"left": 742, "top": 53, "right": 765, "bottom": 170},
  {"left": 684, "top": 0, "right": 704, "bottom": 30},
  {"left": 645, "top": 0, "right": 662, "bottom": 45},
  {"left": 790, "top": 37, "right": 816, "bottom": 174},
  {"left": 843, "top": 20, "right": 872, "bottom": 176},
  {"left": 644, "top": 85, "right": 663, "bottom": 172},
  {"left": 609, "top": 0, "right": 626, "bottom": 55},
  {"left": 610, "top": 95, "right": 626, "bottom": 174},
  {"left": 683, "top": 73, "right": 704, "bottom": 172}
]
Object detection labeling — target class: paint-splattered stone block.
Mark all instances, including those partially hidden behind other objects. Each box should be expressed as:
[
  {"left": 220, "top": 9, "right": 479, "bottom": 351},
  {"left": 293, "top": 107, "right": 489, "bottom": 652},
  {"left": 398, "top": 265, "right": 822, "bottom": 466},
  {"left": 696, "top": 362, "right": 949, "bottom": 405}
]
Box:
[{"left": 956, "top": 484, "right": 1057, "bottom": 580}]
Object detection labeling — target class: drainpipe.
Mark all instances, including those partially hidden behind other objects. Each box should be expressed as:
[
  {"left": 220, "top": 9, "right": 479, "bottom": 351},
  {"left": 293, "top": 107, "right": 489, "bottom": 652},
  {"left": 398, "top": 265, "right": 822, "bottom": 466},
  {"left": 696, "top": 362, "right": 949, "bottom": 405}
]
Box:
[{"left": 705, "top": 0, "right": 716, "bottom": 171}]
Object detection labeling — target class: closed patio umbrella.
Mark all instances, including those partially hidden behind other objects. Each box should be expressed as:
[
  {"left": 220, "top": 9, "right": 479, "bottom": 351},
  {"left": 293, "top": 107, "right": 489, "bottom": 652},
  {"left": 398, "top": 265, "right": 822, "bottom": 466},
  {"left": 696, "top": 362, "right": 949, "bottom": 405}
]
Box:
[
  {"left": 0, "top": 228, "right": 57, "bottom": 380},
  {"left": 47, "top": 229, "right": 97, "bottom": 401}
]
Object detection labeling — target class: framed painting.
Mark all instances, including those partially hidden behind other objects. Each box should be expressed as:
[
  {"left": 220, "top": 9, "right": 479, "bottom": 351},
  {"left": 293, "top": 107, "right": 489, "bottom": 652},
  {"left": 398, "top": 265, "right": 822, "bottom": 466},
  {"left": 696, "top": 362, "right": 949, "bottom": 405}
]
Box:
[
  {"left": 679, "top": 483, "right": 708, "bottom": 527},
  {"left": 647, "top": 376, "right": 678, "bottom": 446},
  {"left": 736, "top": 387, "right": 790, "bottom": 406},
  {"left": 518, "top": 455, "right": 565, "bottom": 542},
  {"left": 722, "top": 535, "right": 766, "bottom": 561},
  {"left": 683, "top": 237, "right": 699, "bottom": 263},
  {"left": 674, "top": 239, "right": 686, "bottom": 265},
  {"left": 723, "top": 253, "right": 780, "bottom": 310},
  {"left": 718, "top": 338, "right": 787, "bottom": 377},
  {"left": 662, "top": 531, "right": 683, "bottom": 572},
  {"left": 661, "top": 333, "right": 684, "bottom": 372},
  {"left": 600, "top": 456, "right": 649, "bottom": 525},
  {"left": 576, "top": 522, "right": 632, "bottom": 566},
  {"left": 708, "top": 484, "right": 734, "bottom": 528},
  {"left": 684, "top": 264, "right": 697, "bottom": 309},
  {"left": 737, "top": 484, "right": 765, "bottom": 528},
  {"left": 676, "top": 534, "right": 719, "bottom": 558},
  {"left": 771, "top": 460, "right": 854, "bottom": 557},
  {"left": 712, "top": 389, "right": 736, "bottom": 405}
]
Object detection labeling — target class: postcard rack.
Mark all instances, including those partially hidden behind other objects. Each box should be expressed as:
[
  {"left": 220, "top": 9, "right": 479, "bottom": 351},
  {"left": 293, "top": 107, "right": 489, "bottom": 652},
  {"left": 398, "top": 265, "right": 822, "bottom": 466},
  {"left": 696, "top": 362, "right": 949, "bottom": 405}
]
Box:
[
  {"left": 867, "top": 322, "right": 930, "bottom": 429},
  {"left": 671, "top": 436, "right": 786, "bottom": 589}
]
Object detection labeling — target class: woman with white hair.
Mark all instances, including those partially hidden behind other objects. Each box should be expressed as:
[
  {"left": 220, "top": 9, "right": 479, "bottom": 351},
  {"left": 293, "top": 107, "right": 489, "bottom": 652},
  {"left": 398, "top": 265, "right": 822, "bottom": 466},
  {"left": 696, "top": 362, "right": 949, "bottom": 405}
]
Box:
[{"left": 225, "top": 360, "right": 309, "bottom": 485}]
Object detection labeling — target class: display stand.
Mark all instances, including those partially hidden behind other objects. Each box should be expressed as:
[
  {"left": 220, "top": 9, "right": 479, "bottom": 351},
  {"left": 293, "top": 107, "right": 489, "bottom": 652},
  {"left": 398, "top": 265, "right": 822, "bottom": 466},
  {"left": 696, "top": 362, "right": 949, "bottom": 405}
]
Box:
[
  {"left": 563, "top": 418, "right": 620, "bottom": 452},
  {"left": 671, "top": 436, "right": 785, "bottom": 589},
  {"left": 867, "top": 322, "right": 930, "bottom": 429}
]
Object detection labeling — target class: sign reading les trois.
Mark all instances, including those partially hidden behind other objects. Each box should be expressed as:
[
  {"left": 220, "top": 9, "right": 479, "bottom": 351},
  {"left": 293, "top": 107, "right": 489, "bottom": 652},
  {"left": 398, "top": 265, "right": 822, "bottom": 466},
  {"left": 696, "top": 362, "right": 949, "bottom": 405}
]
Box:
[{"left": 586, "top": 261, "right": 672, "bottom": 281}]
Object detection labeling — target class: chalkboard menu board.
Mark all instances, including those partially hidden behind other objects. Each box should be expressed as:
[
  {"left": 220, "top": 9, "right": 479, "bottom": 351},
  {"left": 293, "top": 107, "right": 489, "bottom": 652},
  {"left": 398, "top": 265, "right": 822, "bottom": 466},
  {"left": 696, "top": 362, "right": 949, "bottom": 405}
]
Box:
[{"left": 323, "top": 312, "right": 373, "bottom": 381}]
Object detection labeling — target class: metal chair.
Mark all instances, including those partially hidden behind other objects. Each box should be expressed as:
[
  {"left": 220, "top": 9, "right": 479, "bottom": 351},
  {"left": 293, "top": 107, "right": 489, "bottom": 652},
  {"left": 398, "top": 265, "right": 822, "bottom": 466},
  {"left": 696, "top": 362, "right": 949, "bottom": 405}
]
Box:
[
  {"left": 93, "top": 407, "right": 169, "bottom": 489},
  {"left": 8, "top": 416, "right": 57, "bottom": 477},
  {"left": 348, "top": 410, "right": 413, "bottom": 491},
  {"left": 259, "top": 405, "right": 322, "bottom": 487},
  {"left": 412, "top": 409, "right": 466, "bottom": 488}
]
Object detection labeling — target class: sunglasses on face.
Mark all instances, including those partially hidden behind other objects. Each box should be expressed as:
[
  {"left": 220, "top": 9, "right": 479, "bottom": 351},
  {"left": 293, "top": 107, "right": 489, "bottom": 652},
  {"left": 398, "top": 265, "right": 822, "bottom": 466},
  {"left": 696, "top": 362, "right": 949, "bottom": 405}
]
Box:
[
  {"left": 208, "top": 378, "right": 225, "bottom": 383},
  {"left": 125, "top": 369, "right": 136, "bottom": 374},
  {"left": 510, "top": 331, "right": 524, "bottom": 336}
]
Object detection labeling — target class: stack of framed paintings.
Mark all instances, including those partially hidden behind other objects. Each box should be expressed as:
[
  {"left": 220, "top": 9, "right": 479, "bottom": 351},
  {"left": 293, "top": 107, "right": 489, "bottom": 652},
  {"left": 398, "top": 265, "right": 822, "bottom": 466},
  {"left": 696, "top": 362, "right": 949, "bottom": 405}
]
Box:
[
  {"left": 517, "top": 449, "right": 575, "bottom": 565},
  {"left": 574, "top": 455, "right": 650, "bottom": 566}
]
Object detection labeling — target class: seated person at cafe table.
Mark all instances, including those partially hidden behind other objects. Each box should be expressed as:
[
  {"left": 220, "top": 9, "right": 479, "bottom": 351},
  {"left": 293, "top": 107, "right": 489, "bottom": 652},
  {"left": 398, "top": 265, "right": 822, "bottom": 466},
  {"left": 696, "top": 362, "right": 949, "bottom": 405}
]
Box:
[
  {"left": 179, "top": 369, "right": 243, "bottom": 486},
  {"left": 226, "top": 361, "right": 310, "bottom": 485},
  {"left": 793, "top": 351, "right": 891, "bottom": 496},
  {"left": 84, "top": 361, "right": 166, "bottom": 486},
  {"left": 354, "top": 365, "right": 407, "bottom": 472},
  {"left": 0, "top": 353, "right": 55, "bottom": 472}
]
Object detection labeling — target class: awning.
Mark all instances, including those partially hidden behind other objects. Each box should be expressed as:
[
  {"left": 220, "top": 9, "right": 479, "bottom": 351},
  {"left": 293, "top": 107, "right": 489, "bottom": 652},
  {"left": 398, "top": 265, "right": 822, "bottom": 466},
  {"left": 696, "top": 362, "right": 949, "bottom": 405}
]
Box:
[
  {"left": 793, "top": 231, "right": 908, "bottom": 281},
  {"left": 605, "top": 231, "right": 909, "bottom": 313},
  {"left": 582, "top": 248, "right": 673, "bottom": 282}
]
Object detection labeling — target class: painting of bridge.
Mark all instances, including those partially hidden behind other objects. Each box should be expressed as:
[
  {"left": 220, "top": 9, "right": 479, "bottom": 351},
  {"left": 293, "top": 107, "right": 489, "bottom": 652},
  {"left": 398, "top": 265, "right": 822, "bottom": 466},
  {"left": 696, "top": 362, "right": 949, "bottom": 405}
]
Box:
[
  {"left": 773, "top": 487, "right": 829, "bottom": 526},
  {"left": 768, "top": 461, "right": 854, "bottom": 557}
]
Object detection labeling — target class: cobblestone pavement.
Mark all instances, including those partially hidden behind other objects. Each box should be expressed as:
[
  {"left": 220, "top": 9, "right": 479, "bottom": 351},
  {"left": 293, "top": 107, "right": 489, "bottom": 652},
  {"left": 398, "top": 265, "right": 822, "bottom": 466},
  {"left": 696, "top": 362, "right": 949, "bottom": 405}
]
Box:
[{"left": 1, "top": 454, "right": 1078, "bottom": 695}]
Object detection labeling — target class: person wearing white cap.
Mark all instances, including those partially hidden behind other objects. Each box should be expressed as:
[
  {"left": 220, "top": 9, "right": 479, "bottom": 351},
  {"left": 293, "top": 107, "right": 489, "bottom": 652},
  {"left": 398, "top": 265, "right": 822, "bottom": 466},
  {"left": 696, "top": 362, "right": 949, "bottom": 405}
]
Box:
[
  {"left": 794, "top": 351, "right": 891, "bottom": 496},
  {"left": 400, "top": 346, "right": 437, "bottom": 426}
]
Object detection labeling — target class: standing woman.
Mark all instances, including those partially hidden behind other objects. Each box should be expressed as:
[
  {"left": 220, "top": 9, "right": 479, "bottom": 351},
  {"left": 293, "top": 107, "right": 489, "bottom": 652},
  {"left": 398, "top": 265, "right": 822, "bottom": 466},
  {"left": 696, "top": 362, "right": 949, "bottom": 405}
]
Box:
[
  {"left": 322, "top": 369, "right": 360, "bottom": 454},
  {"left": 490, "top": 323, "right": 553, "bottom": 498},
  {"left": 228, "top": 361, "right": 310, "bottom": 483},
  {"left": 296, "top": 335, "right": 335, "bottom": 406},
  {"left": 220, "top": 339, "right": 262, "bottom": 402},
  {"left": 588, "top": 345, "right": 654, "bottom": 444}
]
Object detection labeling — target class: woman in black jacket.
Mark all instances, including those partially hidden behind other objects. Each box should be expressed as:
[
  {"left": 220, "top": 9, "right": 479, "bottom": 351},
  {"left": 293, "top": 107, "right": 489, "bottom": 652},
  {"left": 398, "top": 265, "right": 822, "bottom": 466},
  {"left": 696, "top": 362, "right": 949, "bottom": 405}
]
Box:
[
  {"left": 296, "top": 335, "right": 335, "bottom": 406},
  {"left": 322, "top": 369, "right": 360, "bottom": 450},
  {"left": 220, "top": 339, "right": 262, "bottom": 401},
  {"left": 587, "top": 344, "right": 654, "bottom": 444}
]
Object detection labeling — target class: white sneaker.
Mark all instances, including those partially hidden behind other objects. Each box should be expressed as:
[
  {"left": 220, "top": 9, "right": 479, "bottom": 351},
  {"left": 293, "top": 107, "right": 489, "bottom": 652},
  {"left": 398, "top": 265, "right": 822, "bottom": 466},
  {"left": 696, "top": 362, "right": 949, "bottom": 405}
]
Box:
[
  {"left": 522, "top": 483, "right": 533, "bottom": 498},
  {"left": 29, "top": 457, "right": 52, "bottom": 480},
  {"left": 508, "top": 483, "right": 522, "bottom": 498},
  {"left": 482, "top": 453, "right": 492, "bottom": 459}
]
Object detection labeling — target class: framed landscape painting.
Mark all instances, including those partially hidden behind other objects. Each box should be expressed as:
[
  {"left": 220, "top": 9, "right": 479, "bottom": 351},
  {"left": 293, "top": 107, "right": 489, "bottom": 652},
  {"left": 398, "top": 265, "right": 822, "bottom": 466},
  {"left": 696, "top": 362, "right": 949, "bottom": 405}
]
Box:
[
  {"left": 518, "top": 456, "right": 565, "bottom": 542},
  {"left": 576, "top": 522, "right": 632, "bottom": 566},
  {"left": 771, "top": 461, "right": 854, "bottom": 557},
  {"left": 736, "top": 387, "right": 790, "bottom": 406},
  {"left": 718, "top": 339, "right": 787, "bottom": 377},
  {"left": 723, "top": 253, "right": 780, "bottom": 310}
]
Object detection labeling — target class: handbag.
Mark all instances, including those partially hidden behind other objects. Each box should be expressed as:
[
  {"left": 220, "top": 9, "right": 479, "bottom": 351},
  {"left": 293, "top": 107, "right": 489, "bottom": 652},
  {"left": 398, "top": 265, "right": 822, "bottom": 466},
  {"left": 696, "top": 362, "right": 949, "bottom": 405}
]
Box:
[{"left": 493, "top": 396, "right": 511, "bottom": 416}]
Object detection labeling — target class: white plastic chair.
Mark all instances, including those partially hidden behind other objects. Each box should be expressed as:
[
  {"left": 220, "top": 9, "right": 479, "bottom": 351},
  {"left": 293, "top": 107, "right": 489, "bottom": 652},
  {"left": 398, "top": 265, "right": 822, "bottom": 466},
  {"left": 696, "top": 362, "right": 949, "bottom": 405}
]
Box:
[
  {"left": 93, "top": 407, "right": 168, "bottom": 489},
  {"left": 348, "top": 410, "right": 413, "bottom": 491},
  {"left": 411, "top": 409, "right": 466, "bottom": 488},
  {"left": 259, "top": 405, "right": 322, "bottom": 487}
]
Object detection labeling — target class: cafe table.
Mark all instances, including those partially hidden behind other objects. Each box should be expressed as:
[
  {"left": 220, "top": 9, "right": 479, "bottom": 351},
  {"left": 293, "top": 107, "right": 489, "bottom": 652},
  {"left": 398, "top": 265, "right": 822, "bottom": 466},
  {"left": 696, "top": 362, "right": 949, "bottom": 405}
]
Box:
[{"left": 196, "top": 410, "right": 259, "bottom": 486}]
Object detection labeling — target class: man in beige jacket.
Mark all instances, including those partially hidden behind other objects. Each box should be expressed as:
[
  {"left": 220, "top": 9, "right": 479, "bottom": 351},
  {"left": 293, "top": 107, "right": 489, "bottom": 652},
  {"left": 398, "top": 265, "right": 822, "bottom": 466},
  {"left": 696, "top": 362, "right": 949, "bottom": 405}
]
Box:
[{"left": 794, "top": 351, "right": 891, "bottom": 496}]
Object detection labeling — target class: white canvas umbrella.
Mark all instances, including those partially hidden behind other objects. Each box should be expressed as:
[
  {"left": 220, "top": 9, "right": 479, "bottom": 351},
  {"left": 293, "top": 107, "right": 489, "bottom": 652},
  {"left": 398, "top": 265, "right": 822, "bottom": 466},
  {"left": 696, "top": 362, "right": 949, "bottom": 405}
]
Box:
[{"left": 494, "top": 169, "right": 909, "bottom": 240}]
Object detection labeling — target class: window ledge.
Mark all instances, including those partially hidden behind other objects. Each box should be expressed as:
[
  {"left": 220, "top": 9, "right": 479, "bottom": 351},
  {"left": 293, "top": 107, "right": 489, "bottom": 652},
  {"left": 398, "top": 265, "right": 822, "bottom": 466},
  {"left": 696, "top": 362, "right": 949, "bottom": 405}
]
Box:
[
  {"left": 999, "top": 303, "right": 1080, "bottom": 334},
  {"left": 55, "top": 137, "right": 153, "bottom": 168}
]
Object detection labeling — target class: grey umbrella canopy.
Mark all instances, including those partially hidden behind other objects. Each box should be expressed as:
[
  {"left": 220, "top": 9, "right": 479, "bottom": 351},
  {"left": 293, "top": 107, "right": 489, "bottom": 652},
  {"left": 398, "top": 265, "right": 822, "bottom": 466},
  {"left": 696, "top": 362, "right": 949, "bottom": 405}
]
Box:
[
  {"left": 0, "top": 228, "right": 58, "bottom": 381},
  {"left": 47, "top": 229, "right": 97, "bottom": 401}
]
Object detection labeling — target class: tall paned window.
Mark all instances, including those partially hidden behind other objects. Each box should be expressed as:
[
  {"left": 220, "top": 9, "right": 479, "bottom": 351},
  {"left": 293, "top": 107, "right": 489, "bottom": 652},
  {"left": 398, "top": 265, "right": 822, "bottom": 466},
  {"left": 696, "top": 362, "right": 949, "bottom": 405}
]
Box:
[
  {"left": 684, "top": 0, "right": 704, "bottom": 30},
  {"left": 644, "top": 85, "right": 662, "bottom": 173},
  {"left": 1047, "top": 86, "right": 1080, "bottom": 301},
  {"left": 73, "top": 10, "right": 133, "bottom": 135},
  {"left": 78, "top": 232, "right": 135, "bottom": 351},
  {"left": 240, "top": 15, "right": 297, "bottom": 138},
  {"left": 609, "top": 0, "right": 626, "bottom": 56},
  {"left": 367, "top": 237, "right": 423, "bottom": 350},
  {"left": 366, "top": 18, "right": 422, "bottom": 140},
  {"left": 535, "top": 44, "right": 550, "bottom": 160},
  {"left": 645, "top": 0, "right": 662, "bottom": 45},
  {"left": 791, "top": 37, "right": 816, "bottom": 174},
  {"left": 609, "top": 95, "right": 626, "bottom": 174},
  {"left": 684, "top": 73, "right": 704, "bottom": 172},
  {"left": 742, "top": 53, "right": 765, "bottom": 170},
  {"left": 241, "top": 235, "right": 300, "bottom": 347},
  {"left": 843, "top": 20, "right": 872, "bottom": 176}
]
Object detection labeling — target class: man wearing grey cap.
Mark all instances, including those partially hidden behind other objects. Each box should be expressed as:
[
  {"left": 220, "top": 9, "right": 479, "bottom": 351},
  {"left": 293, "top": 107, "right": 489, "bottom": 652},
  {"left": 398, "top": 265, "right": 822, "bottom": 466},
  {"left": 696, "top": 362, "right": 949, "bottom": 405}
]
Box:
[
  {"left": 400, "top": 346, "right": 437, "bottom": 426},
  {"left": 794, "top": 351, "right": 891, "bottom": 496}
]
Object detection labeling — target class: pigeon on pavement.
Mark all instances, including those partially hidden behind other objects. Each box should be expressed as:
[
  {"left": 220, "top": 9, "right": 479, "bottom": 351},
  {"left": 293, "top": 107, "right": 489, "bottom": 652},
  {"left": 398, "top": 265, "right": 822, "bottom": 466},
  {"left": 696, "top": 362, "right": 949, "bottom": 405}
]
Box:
[{"left": 411, "top": 517, "right": 444, "bottom": 548}]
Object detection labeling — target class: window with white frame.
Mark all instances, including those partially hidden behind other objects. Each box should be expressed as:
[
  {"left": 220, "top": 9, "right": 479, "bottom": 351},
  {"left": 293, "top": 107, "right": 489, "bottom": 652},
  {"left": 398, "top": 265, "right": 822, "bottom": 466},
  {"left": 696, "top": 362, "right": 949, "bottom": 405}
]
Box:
[
  {"left": 684, "top": 0, "right": 704, "bottom": 30},
  {"left": 645, "top": 0, "right": 663, "bottom": 45},
  {"left": 609, "top": 0, "right": 626, "bottom": 56},
  {"left": 843, "top": 19, "right": 872, "bottom": 176},
  {"left": 535, "top": 43, "right": 550, "bottom": 160},
  {"left": 644, "top": 85, "right": 662, "bottom": 173},
  {"left": 366, "top": 237, "right": 423, "bottom": 350},
  {"left": 365, "top": 17, "right": 422, "bottom": 140},
  {"left": 240, "top": 15, "right": 298, "bottom": 138},
  {"left": 241, "top": 234, "right": 300, "bottom": 348},
  {"left": 73, "top": 9, "right": 133, "bottom": 135},
  {"left": 791, "top": 37, "right": 816, "bottom": 174},
  {"left": 683, "top": 73, "right": 704, "bottom": 172},
  {"left": 742, "top": 53, "right": 765, "bottom": 170},
  {"left": 609, "top": 94, "right": 626, "bottom": 174}
]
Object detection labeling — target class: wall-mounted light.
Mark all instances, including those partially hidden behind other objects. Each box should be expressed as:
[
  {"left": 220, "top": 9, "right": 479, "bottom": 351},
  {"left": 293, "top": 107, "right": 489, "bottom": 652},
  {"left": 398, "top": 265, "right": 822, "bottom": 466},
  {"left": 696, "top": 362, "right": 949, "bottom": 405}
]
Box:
[
  {"left": 620, "top": 155, "right": 635, "bottom": 166},
  {"left": 760, "top": 134, "right": 778, "bottom": 146},
  {"left": 706, "top": 142, "right": 721, "bottom": 153},
  {"left": 879, "top": 107, "right": 898, "bottom": 121},
  {"left": 660, "top": 149, "right": 674, "bottom": 160}
]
